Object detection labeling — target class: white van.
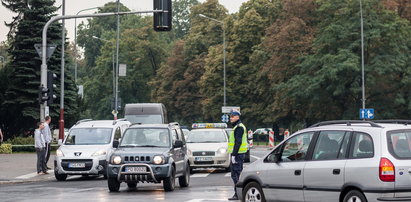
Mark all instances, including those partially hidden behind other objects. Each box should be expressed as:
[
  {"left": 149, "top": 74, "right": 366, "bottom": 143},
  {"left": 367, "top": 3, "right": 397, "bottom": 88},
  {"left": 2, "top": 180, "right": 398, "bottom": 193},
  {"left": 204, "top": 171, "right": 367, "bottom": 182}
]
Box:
[{"left": 54, "top": 119, "right": 131, "bottom": 181}]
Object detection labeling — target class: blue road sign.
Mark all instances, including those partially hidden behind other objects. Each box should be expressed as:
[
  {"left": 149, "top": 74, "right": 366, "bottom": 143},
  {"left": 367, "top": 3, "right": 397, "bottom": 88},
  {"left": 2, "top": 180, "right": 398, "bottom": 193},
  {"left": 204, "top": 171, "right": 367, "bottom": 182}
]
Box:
[
  {"left": 360, "top": 108, "right": 374, "bottom": 119},
  {"left": 221, "top": 114, "right": 229, "bottom": 123}
]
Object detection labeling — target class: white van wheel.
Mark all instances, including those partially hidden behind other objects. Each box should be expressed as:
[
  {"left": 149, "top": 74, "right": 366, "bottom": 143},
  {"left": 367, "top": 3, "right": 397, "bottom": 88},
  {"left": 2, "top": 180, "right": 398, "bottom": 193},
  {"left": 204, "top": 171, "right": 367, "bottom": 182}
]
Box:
[
  {"left": 243, "top": 182, "right": 265, "bottom": 202},
  {"left": 343, "top": 190, "right": 367, "bottom": 202}
]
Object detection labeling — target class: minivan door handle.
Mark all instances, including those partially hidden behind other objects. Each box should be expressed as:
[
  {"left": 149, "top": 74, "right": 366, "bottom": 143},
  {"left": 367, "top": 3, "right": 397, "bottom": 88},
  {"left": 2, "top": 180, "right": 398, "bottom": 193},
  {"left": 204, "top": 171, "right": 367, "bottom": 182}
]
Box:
[
  {"left": 333, "top": 169, "right": 341, "bottom": 175},
  {"left": 294, "top": 170, "right": 301, "bottom": 176}
]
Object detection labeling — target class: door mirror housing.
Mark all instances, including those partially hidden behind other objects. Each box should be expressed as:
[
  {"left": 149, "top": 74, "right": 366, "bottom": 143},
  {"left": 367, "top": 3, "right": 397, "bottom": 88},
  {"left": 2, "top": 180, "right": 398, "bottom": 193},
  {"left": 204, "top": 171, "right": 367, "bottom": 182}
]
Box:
[
  {"left": 174, "top": 140, "right": 183, "bottom": 148},
  {"left": 113, "top": 140, "right": 119, "bottom": 148},
  {"left": 58, "top": 139, "right": 63, "bottom": 146}
]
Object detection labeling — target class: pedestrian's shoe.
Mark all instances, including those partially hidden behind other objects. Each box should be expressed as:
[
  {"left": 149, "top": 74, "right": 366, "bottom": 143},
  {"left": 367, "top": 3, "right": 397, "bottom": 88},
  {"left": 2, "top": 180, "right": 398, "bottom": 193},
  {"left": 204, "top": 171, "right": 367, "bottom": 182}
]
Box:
[
  {"left": 46, "top": 167, "right": 52, "bottom": 170},
  {"left": 43, "top": 171, "right": 49, "bottom": 174},
  {"left": 228, "top": 194, "right": 239, "bottom": 200}
]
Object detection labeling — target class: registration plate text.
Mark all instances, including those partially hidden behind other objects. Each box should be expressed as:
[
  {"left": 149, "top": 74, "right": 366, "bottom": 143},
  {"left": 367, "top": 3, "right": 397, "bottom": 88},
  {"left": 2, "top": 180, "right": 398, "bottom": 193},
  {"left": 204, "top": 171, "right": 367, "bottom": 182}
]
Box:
[{"left": 125, "top": 167, "right": 147, "bottom": 173}]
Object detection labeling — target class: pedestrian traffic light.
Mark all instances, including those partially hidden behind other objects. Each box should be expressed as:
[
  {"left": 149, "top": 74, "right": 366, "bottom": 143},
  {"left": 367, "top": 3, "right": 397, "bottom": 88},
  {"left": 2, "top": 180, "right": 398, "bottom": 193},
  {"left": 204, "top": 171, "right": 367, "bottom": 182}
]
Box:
[
  {"left": 47, "top": 71, "right": 57, "bottom": 105},
  {"left": 153, "top": 0, "right": 172, "bottom": 32},
  {"left": 38, "top": 85, "right": 49, "bottom": 104}
]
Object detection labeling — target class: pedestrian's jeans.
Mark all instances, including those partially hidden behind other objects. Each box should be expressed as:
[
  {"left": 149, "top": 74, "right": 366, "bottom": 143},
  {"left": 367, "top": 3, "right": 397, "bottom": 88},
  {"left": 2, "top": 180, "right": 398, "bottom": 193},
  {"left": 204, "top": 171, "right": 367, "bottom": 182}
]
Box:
[
  {"left": 36, "top": 147, "right": 47, "bottom": 173},
  {"left": 231, "top": 153, "right": 245, "bottom": 194}
]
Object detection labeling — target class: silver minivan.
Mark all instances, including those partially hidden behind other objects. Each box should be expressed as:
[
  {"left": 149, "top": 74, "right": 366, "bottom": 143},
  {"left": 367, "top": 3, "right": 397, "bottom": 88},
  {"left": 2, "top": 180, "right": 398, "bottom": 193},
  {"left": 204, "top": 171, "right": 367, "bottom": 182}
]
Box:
[
  {"left": 54, "top": 119, "right": 130, "bottom": 181},
  {"left": 236, "top": 120, "right": 411, "bottom": 202}
]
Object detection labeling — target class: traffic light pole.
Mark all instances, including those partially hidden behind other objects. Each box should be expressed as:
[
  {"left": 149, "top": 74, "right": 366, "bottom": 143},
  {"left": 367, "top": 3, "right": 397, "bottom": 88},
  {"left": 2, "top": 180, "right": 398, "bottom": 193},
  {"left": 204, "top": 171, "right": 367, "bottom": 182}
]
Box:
[
  {"left": 40, "top": 10, "right": 165, "bottom": 122},
  {"left": 59, "top": 0, "right": 65, "bottom": 141}
]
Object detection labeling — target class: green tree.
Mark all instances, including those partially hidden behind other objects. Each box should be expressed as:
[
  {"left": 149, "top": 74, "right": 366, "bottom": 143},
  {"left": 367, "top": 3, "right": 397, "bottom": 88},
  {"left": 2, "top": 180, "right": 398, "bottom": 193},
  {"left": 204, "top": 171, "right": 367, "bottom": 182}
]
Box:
[
  {"left": 172, "top": 0, "right": 199, "bottom": 39},
  {"left": 0, "top": 0, "right": 79, "bottom": 137}
]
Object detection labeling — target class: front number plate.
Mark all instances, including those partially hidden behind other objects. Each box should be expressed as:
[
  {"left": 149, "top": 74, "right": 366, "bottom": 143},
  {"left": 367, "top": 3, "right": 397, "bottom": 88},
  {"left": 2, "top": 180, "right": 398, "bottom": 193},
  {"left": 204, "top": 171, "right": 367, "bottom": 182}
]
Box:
[
  {"left": 195, "top": 157, "right": 213, "bottom": 161},
  {"left": 68, "top": 163, "right": 85, "bottom": 168},
  {"left": 125, "top": 167, "right": 147, "bottom": 173}
]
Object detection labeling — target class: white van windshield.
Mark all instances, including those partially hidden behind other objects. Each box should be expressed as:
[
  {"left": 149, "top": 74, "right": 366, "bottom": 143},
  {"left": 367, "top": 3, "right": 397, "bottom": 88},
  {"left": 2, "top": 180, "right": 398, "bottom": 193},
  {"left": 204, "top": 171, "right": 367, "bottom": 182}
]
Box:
[
  {"left": 65, "top": 128, "right": 113, "bottom": 145},
  {"left": 125, "top": 115, "right": 162, "bottom": 124}
]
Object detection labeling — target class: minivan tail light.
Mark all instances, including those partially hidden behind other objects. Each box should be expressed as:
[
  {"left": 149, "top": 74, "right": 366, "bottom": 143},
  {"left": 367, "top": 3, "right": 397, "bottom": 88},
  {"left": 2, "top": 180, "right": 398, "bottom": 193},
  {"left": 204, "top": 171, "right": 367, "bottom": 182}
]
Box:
[{"left": 379, "top": 157, "right": 395, "bottom": 182}]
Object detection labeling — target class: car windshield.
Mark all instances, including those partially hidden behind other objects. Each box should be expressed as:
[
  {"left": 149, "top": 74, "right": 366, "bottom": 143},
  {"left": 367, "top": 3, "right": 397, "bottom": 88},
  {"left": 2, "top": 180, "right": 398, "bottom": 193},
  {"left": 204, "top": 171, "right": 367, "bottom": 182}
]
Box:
[
  {"left": 387, "top": 130, "right": 411, "bottom": 159},
  {"left": 124, "top": 115, "right": 162, "bottom": 124},
  {"left": 186, "top": 130, "right": 227, "bottom": 143},
  {"left": 120, "top": 128, "right": 170, "bottom": 147},
  {"left": 64, "top": 128, "right": 113, "bottom": 145}
]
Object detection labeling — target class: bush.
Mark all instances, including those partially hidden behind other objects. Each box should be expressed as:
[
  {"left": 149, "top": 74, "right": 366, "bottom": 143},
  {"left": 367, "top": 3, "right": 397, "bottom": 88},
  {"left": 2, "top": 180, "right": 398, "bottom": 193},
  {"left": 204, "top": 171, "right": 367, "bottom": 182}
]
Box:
[
  {"left": 5, "top": 136, "right": 34, "bottom": 145},
  {"left": 0, "top": 144, "right": 12, "bottom": 154},
  {"left": 11, "top": 144, "right": 59, "bottom": 153}
]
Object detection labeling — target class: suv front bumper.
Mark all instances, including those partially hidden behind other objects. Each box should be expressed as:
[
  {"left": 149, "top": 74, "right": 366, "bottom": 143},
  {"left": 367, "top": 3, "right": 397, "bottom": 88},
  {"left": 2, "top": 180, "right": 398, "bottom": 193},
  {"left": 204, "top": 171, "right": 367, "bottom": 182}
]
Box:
[{"left": 107, "top": 163, "right": 171, "bottom": 183}]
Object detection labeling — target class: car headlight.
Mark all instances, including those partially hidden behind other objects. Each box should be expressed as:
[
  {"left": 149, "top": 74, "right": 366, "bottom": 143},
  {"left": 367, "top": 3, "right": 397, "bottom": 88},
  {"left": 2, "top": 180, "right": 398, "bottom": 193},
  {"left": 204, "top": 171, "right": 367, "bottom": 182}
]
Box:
[
  {"left": 217, "top": 147, "right": 227, "bottom": 154},
  {"left": 153, "top": 155, "right": 164, "bottom": 165},
  {"left": 92, "top": 150, "right": 107, "bottom": 156},
  {"left": 56, "top": 149, "right": 64, "bottom": 157},
  {"left": 112, "top": 156, "right": 122, "bottom": 164}
]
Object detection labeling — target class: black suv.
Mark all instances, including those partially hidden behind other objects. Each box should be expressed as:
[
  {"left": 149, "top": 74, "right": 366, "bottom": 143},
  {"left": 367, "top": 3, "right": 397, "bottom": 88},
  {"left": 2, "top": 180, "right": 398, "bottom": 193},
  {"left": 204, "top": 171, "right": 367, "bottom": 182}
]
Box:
[{"left": 107, "top": 122, "right": 190, "bottom": 192}]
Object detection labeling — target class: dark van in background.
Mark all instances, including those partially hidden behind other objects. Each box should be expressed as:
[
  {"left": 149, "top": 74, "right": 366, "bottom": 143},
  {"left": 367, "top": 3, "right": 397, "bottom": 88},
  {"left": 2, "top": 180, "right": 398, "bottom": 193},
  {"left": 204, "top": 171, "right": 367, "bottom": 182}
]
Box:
[{"left": 124, "top": 103, "right": 168, "bottom": 124}]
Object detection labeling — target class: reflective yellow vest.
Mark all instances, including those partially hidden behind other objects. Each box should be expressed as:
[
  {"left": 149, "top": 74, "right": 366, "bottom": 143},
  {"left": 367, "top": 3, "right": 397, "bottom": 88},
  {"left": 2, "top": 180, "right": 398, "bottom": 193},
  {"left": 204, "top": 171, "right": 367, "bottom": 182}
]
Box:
[{"left": 228, "top": 123, "right": 248, "bottom": 154}]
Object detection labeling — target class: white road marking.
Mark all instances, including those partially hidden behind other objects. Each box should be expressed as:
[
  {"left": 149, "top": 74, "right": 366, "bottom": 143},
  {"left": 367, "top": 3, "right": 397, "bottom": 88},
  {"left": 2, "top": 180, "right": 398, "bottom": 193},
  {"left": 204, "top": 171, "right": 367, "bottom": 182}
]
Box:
[
  {"left": 186, "top": 199, "right": 228, "bottom": 202},
  {"left": 15, "top": 172, "right": 38, "bottom": 179},
  {"left": 224, "top": 173, "right": 231, "bottom": 177},
  {"left": 251, "top": 155, "right": 261, "bottom": 160},
  {"left": 191, "top": 173, "right": 210, "bottom": 178}
]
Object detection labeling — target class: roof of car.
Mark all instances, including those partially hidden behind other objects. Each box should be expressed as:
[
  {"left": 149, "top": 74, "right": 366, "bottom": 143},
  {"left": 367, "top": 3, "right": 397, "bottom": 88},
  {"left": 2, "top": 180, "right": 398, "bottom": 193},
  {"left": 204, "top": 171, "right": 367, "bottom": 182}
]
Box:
[
  {"left": 305, "top": 120, "right": 411, "bottom": 131},
  {"left": 129, "top": 124, "right": 171, "bottom": 128},
  {"left": 72, "top": 120, "right": 130, "bottom": 128}
]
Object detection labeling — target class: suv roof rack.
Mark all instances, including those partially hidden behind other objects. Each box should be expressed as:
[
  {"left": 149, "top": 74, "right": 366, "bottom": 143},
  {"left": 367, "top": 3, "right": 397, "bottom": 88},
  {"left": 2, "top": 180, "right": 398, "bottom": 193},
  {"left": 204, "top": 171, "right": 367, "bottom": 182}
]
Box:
[
  {"left": 75, "top": 119, "right": 93, "bottom": 125},
  {"left": 112, "top": 118, "right": 127, "bottom": 125},
  {"left": 373, "top": 120, "right": 411, "bottom": 125},
  {"left": 309, "top": 120, "right": 382, "bottom": 128}
]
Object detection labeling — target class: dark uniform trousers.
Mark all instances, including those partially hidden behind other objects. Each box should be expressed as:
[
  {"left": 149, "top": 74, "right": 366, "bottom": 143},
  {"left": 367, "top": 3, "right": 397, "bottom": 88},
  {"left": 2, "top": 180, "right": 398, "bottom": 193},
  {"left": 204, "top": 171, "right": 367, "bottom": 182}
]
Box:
[{"left": 231, "top": 153, "right": 245, "bottom": 193}]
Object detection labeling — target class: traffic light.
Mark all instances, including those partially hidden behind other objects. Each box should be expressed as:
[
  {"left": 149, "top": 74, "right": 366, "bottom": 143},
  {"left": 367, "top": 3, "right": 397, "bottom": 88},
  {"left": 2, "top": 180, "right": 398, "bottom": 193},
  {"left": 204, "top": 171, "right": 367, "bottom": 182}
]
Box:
[
  {"left": 47, "top": 71, "right": 57, "bottom": 105},
  {"left": 153, "top": 0, "right": 172, "bottom": 32},
  {"left": 38, "top": 85, "right": 49, "bottom": 104}
]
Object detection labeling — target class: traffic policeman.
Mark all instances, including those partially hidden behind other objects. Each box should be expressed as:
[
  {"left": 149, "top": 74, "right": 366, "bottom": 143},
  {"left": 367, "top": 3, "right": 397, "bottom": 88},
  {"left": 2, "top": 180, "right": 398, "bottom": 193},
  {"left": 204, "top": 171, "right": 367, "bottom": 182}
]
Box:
[{"left": 227, "top": 110, "right": 248, "bottom": 200}]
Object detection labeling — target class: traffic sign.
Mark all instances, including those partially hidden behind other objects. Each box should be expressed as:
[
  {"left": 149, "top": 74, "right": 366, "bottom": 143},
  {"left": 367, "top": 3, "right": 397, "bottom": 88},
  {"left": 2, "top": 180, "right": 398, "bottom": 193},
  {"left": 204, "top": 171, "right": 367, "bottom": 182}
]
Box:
[
  {"left": 360, "top": 108, "right": 374, "bottom": 119},
  {"left": 221, "top": 114, "right": 229, "bottom": 123},
  {"left": 34, "top": 44, "right": 57, "bottom": 61},
  {"left": 222, "top": 106, "right": 240, "bottom": 114}
]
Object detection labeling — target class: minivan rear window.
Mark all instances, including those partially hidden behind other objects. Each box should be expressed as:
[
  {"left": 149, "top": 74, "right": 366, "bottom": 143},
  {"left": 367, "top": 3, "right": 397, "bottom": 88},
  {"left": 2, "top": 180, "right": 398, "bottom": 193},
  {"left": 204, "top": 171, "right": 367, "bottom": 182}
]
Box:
[{"left": 387, "top": 130, "right": 411, "bottom": 159}]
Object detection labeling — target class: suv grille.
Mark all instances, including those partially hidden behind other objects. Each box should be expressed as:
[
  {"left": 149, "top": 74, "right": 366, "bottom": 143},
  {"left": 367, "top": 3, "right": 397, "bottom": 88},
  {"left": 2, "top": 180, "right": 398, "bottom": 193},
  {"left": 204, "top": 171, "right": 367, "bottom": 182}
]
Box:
[
  {"left": 193, "top": 151, "right": 215, "bottom": 156},
  {"left": 124, "top": 156, "right": 151, "bottom": 163}
]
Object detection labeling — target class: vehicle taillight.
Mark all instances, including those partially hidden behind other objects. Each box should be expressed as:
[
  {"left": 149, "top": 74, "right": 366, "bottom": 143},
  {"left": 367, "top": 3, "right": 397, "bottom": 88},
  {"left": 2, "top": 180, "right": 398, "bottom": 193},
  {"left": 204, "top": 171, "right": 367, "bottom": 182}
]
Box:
[{"left": 379, "top": 157, "right": 395, "bottom": 182}]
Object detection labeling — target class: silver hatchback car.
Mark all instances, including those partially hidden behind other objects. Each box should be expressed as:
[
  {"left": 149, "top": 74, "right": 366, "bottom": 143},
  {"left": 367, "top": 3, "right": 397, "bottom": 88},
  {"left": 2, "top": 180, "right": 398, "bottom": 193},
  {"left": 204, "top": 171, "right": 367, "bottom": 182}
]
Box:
[{"left": 236, "top": 120, "right": 411, "bottom": 202}]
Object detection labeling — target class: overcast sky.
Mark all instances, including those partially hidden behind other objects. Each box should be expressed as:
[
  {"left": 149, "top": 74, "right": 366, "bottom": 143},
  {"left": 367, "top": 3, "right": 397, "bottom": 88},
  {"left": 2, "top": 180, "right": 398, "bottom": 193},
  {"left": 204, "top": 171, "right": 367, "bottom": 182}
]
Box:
[{"left": 0, "top": 0, "right": 248, "bottom": 42}]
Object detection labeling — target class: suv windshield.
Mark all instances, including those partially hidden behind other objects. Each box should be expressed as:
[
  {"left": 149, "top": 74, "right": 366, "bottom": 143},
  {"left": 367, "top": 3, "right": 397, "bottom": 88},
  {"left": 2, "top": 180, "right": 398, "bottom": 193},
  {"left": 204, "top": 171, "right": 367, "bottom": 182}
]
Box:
[
  {"left": 65, "top": 128, "right": 113, "bottom": 145},
  {"left": 120, "top": 128, "right": 170, "bottom": 147},
  {"left": 186, "top": 130, "right": 227, "bottom": 143},
  {"left": 388, "top": 130, "right": 411, "bottom": 159},
  {"left": 124, "top": 115, "right": 162, "bottom": 124}
]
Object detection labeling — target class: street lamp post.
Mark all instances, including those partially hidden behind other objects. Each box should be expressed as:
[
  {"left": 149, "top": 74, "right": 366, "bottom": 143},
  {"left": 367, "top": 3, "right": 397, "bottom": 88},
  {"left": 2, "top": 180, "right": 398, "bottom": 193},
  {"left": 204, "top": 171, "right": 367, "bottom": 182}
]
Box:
[
  {"left": 92, "top": 36, "right": 116, "bottom": 112},
  {"left": 360, "top": 0, "right": 365, "bottom": 110},
  {"left": 199, "top": 14, "right": 226, "bottom": 106},
  {"left": 74, "top": 7, "right": 99, "bottom": 83}
]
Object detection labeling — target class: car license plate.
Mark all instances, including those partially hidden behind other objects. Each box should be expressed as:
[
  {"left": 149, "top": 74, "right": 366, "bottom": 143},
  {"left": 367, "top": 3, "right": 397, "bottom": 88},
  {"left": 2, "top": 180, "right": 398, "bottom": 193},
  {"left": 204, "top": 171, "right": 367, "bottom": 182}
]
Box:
[
  {"left": 195, "top": 157, "right": 213, "bottom": 161},
  {"left": 68, "top": 163, "right": 85, "bottom": 168},
  {"left": 125, "top": 167, "right": 147, "bottom": 173}
]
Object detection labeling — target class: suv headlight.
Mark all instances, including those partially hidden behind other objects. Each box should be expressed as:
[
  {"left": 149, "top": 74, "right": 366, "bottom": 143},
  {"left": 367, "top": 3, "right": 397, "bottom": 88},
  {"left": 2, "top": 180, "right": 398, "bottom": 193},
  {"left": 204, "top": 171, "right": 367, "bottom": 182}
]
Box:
[
  {"left": 217, "top": 147, "right": 227, "bottom": 154},
  {"left": 112, "top": 156, "right": 122, "bottom": 164},
  {"left": 92, "top": 150, "right": 107, "bottom": 156},
  {"left": 56, "top": 149, "right": 64, "bottom": 157},
  {"left": 153, "top": 155, "right": 165, "bottom": 165}
]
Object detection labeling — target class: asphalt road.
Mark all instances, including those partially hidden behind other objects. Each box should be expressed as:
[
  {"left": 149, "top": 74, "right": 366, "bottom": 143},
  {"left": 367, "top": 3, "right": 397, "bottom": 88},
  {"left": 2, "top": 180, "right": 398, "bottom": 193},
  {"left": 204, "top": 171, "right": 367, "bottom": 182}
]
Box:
[{"left": 0, "top": 148, "right": 270, "bottom": 202}]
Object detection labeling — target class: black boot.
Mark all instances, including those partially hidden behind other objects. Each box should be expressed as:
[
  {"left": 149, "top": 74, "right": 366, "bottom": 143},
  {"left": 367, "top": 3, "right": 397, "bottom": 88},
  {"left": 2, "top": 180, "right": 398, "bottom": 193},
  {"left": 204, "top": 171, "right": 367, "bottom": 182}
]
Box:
[{"left": 228, "top": 194, "right": 239, "bottom": 200}]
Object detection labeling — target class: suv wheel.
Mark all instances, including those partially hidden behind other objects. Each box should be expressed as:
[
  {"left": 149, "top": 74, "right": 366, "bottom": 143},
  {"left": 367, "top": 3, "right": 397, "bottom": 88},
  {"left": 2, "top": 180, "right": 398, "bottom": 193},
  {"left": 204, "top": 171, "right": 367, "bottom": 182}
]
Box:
[
  {"left": 127, "top": 182, "right": 137, "bottom": 188},
  {"left": 108, "top": 177, "right": 121, "bottom": 192},
  {"left": 54, "top": 171, "right": 67, "bottom": 181},
  {"left": 163, "top": 166, "right": 176, "bottom": 191},
  {"left": 243, "top": 182, "right": 266, "bottom": 202},
  {"left": 178, "top": 163, "right": 190, "bottom": 187},
  {"left": 343, "top": 190, "right": 367, "bottom": 202}
]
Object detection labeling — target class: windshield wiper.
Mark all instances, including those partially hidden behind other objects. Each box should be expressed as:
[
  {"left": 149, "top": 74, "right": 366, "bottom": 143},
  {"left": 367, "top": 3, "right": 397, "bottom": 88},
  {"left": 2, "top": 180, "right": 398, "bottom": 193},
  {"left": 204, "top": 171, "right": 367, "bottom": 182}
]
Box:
[{"left": 120, "top": 144, "right": 138, "bottom": 147}]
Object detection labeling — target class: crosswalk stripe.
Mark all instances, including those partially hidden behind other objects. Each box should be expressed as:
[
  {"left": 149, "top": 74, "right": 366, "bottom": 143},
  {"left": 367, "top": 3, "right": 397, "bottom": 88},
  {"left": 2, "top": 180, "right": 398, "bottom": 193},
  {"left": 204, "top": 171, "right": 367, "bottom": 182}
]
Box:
[
  {"left": 224, "top": 173, "right": 231, "bottom": 177},
  {"left": 15, "top": 172, "right": 38, "bottom": 179},
  {"left": 191, "top": 173, "right": 210, "bottom": 178}
]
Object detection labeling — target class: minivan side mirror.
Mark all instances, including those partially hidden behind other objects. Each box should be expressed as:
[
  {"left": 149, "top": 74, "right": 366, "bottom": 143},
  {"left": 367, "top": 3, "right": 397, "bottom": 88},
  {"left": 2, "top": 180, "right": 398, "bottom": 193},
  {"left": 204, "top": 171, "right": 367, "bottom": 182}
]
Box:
[
  {"left": 174, "top": 140, "right": 183, "bottom": 148},
  {"left": 113, "top": 140, "right": 119, "bottom": 148},
  {"left": 58, "top": 139, "right": 63, "bottom": 146},
  {"left": 273, "top": 152, "right": 281, "bottom": 163}
]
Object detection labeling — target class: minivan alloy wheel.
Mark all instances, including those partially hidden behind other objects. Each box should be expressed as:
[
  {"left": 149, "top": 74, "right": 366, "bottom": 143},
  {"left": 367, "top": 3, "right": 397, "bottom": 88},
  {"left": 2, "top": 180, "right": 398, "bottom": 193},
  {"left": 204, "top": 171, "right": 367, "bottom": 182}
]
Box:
[
  {"left": 245, "top": 187, "right": 262, "bottom": 202},
  {"left": 347, "top": 196, "right": 363, "bottom": 202}
]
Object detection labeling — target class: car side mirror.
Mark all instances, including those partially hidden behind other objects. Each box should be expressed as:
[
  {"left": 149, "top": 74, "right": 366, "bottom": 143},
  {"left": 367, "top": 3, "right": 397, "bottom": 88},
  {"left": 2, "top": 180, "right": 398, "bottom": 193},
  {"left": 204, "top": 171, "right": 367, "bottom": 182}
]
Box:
[
  {"left": 113, "top": 140, "right": 119, "bottom": 148},
  {"left": 58, "top": 139, "right": 63, "bottom": 146},
  {"left": 174, "top": 140, "right": 183, "bottom": 148},
  {"left": 273, "top": 152, "right": 281, "bottom": 163}
]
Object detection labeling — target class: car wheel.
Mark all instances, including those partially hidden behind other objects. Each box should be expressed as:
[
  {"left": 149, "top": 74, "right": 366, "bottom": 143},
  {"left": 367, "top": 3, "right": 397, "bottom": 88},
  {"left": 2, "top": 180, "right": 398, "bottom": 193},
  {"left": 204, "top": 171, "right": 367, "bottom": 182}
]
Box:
[
  {"left": 244, "top": 150, "right": 251, "bottom": 163},
  {"left": 343, "top": 190, "right": 367, "bottom": 202},
  {"left": 127, "top": 182, "right": 137, "bottom": 188},
  {"left": 54, "top": 171, "right": 67, "bottom": 181},
  {"left": 179, "top": 163, "right": 190, "bottom": 187},
  {"left": 163, "top": 166, "right": 176, "bottom": 191},
  {"left": 103, "top": 174, "right": 108, "bottom": 179},
  {"left": 108, "top": 177, "right": 121, "bottom": 192},
  {"left": 243, "top": 182, "right": 266, "bottom": 202}
]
